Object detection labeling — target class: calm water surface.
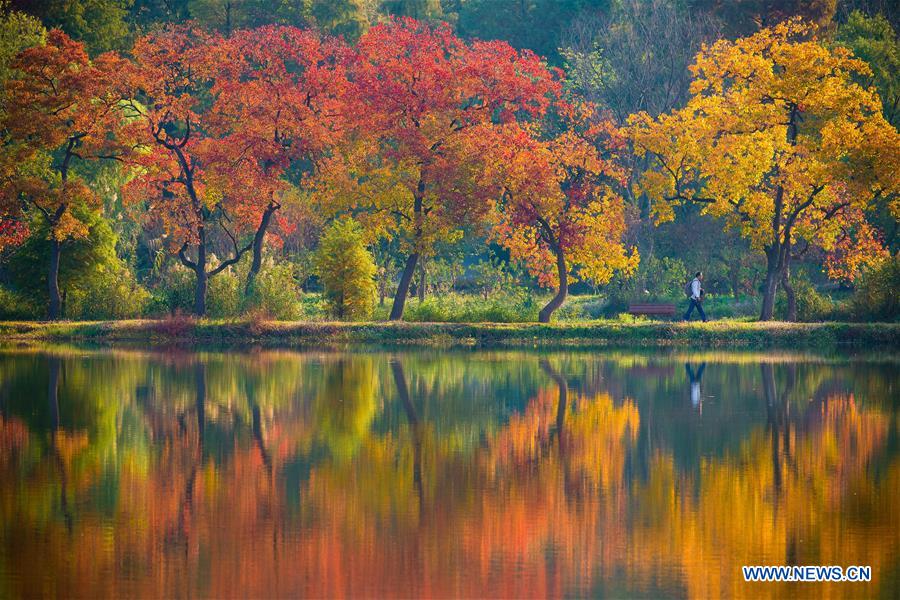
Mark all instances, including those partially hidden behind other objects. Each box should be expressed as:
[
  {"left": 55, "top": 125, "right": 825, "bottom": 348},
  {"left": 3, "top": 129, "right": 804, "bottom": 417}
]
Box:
[{"left": 0, "top": 346, "right": 897, "bottom": 598}]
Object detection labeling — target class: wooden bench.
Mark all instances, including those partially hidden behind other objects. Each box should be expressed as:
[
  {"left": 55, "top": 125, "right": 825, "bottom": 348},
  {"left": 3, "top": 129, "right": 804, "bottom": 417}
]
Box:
[{"left": 627, "top": 303, "right": 677, "bottom": 318}]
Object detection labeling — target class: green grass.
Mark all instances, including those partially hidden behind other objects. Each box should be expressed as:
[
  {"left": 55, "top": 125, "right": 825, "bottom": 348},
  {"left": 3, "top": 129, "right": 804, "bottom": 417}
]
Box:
[{"left": 1, "top": 318, "right": 897, "bottom": 349}]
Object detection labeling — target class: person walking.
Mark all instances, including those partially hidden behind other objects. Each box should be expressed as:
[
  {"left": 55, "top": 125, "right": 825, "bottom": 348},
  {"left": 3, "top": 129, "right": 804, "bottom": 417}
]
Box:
[{"left": 683, "top": 271, "right": 708, "bottom": 322}]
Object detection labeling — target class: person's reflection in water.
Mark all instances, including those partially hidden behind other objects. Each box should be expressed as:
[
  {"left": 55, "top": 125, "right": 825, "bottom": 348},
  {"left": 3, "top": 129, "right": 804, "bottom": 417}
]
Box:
[{"left": 685, "top": 362, "right": 706, "bottom": 413}]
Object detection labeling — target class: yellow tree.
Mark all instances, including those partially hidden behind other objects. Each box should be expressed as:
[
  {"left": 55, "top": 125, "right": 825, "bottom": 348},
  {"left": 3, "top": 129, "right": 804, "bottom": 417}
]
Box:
[{"left": 630, "top": 20, "right": 900, "bottom": 320}]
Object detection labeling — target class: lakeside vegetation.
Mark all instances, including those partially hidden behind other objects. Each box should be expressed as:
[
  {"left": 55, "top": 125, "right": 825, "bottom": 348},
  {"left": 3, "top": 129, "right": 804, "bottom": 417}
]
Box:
[
  {"left": 3, "top": 316, "right": 898, "bottom": 349},
  {"left": 0, "top": 1, "right": 897, "bottom": 329}
]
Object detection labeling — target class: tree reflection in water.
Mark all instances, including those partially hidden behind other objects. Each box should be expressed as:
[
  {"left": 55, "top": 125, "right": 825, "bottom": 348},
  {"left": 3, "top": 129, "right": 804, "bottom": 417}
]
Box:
[{"left": 0, "top": 348, "right": 897, "bottom": 598}]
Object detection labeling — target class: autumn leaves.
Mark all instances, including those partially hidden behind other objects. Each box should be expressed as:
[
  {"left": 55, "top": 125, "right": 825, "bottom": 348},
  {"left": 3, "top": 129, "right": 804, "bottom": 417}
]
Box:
[
  {"left": 1, "top": 17, "right": 638, "bottom": 321},
  {"left": 630, "top": 19, "right": 900, "bottom": 320},
  {"left": 2, "top": 17, "right": 897, "bottom": 322}
]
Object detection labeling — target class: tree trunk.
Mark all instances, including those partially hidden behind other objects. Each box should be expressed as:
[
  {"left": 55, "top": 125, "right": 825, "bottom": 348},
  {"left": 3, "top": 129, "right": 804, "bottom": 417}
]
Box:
[
  {"left": 730, "top": 264, "right": 740, "bottom": 301},
  {"left": 390, "top": 252, "right": 419, "bottom": 320},
  {"left": 538, "top": 247, "right": 568, "bottom": 323},
  {"left": 193, "top": 225, "right": 208, "bottom": 317},
  {"left": 245, "top": 202, "right": 278, "bottom": 295},
  {"left": 48, "top": 238, "right": 62, "bottom": 320},
  {"left": 194, "top": 268, "right": 207, "bottom": 318},
  {"left": 760, "top": 110, "right": 799, "bottom": 321},
  {"left": 390, "top": 179, "right": 425, "bottom": 321},
  {"left": 417, "top": 260, "right": 426, "bottom": 302},
  {"left": 759, "top": 246, "right": 782, "bottom": 321},
  {"left": 193, "top": 233, "right": 208, "bottom": 317},
  {"left": 782, "top": 265, "right": 797, "bottom": 322},
  {"left": 760, "top": 269, "right": 779, "bottom": 321}
]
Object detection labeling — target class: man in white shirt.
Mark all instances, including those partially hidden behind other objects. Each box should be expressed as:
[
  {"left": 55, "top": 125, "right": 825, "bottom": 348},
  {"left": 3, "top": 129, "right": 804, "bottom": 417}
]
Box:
[{"left": 683, "top": 271, "right": 708, "bottom": 322}]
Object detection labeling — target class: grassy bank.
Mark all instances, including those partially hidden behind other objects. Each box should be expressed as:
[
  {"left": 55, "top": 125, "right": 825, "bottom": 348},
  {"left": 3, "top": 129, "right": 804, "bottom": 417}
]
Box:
[{"left": 1, "top": 319, "right": 897, "bottom": 349}]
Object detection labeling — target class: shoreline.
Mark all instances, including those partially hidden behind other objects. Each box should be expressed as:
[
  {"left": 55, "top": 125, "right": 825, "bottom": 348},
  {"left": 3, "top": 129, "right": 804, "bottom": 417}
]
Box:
[{"left": 1, "top": 319, "right": 898, "bottom": 350}]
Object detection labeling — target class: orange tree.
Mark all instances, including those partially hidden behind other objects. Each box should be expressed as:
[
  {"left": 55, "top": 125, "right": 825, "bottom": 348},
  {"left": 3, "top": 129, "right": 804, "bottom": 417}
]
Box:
[
  {"left": 484, "top": 104, "right": 638, "bottom": 322},
  {"left": 630, "top": 20, "right": 900, "bottom": 320},
  {"left": 207, "top": 25, "right": 351, "bottom": 293},
  {"left": 0, "top": 30, "right": 129, "bottom": 319},
  {"left": 120, "top": 25, "right": 237, "bottom": 317},
  {"left": 120, "top": 25, "right": 348, "bottom": 316},
  {"left": 321, "top": 17, "right": 559, "bottom": 320}
]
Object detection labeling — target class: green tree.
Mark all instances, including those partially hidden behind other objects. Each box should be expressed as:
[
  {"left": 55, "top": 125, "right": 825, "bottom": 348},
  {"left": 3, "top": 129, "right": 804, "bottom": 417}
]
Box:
[
  {"left": 128, "top": 0, "right": 190, "bottom": 29},
  {"left": 0, "top": 2, "right": 44, "bottom": 87},
  {"left": 307, "top": 0, "right": 369, "bottom": 39},
  {"left": 835, "top": 10, "right": 900, "bottom": 126},
  {"left": 851, "top": 253, "right": 900, "bottom": 321},
  {"left": 316, "top": 218, "right": 377, "bottom": 321},
  {"left": 5, "top": 207, "right": 148, "bottom": 319},
  {"left": 11, "top": 0, "right": 132, "bottom": 54},
  {"left": 382, "top": 0, "right": 442, "bottom": 20},
  {"left": 456, "top": 0, "right": 611, "bottom": 64},
  {"left": 185, "top": 0, "right": 297, "bottom": 34}
]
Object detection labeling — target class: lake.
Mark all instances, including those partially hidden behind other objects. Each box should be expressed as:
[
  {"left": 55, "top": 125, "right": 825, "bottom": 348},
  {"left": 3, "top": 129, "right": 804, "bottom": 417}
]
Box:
[{"left": 0, "top": 346, "right": 897, "bottom": 598}]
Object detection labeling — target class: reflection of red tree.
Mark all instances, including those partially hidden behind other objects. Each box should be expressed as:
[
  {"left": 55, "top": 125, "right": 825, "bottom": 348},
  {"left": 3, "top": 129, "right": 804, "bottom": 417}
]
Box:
[{"left": 0, "top": 416, "right": 29, "bottom": 460}]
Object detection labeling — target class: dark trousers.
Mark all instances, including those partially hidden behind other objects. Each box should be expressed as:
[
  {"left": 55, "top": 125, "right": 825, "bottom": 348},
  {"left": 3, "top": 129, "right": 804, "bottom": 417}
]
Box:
[{"left": 683, "top": 298, "right": 707, "bottom": 321}]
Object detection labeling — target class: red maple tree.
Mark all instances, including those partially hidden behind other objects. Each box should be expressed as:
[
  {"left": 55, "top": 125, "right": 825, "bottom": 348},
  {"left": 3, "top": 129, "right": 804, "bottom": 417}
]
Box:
[
  {"left": 321, "top": 18, "right": 560, "bottom": 320},
  {"left": 207, "top": 25, "right": 353, "bottom": 293},
  {"left": 120, "top": 25, "right": 353, "bottom": 314}
]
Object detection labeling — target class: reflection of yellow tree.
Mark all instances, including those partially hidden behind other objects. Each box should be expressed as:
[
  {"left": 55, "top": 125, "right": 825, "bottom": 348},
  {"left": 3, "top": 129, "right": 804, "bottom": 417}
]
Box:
[
  {"left": 314, "top": 357, "right": 377, "bottom": 460},
  {"left": 292, "top": 366, "right": 642, "bottom": 598},
  {"left": 630, "top": 394, "right": 896, "bottom": 599}
]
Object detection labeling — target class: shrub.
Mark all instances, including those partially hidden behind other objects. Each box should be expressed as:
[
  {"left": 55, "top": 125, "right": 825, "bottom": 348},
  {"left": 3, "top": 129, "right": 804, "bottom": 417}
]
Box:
[
  {"left": 146, "top": 266, "right": 195, "bottom": 316},
  {"left": 427, "top": 258, "right": 464, "bottom": 295},
  {"left": 404, "top": 292, "right": 536, "bottom": 322},
  {"left": 315, "top": 218, "right": 376, "bottom": 321},
  {"left": 470, "top": 258, "right": 519, "bottom": 300},
  {"left": 602, "top": 255, "right": 684, "bottom": 316},
  {"left": 244, "top": 262, "right": 303, "bottom": 320},
  {"left": 851, "top": 255, "right": 900, "bottom": 321},
  {"left": 66, "top": 263, "right": 150, "bottom": 319},
  {"left": 4, "top": 209, "right": 149, "bottom": 319},
  {"left": 555, "top": 295, "right": 608, "bottom": 320},
  {"left": 0, "top": 286, "right": 39, "bottom": 320},
  {"left": 207, "top": 268, "right": 242, "bottom": 318}
]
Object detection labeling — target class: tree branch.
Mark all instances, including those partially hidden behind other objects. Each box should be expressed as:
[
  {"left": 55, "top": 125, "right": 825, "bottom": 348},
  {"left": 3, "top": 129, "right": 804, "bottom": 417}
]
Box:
[
  {"left": 208, "top": 241, "right": 252, "bottom": 277},
  {"left": 177, "top": 242, "right": 198, "bottom": 270}
]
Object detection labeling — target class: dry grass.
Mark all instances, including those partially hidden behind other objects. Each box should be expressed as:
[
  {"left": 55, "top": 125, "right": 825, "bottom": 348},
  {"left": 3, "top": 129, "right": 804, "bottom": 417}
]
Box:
[{"left": 1, "top": 318, "right": 897, "bottom": 349}]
